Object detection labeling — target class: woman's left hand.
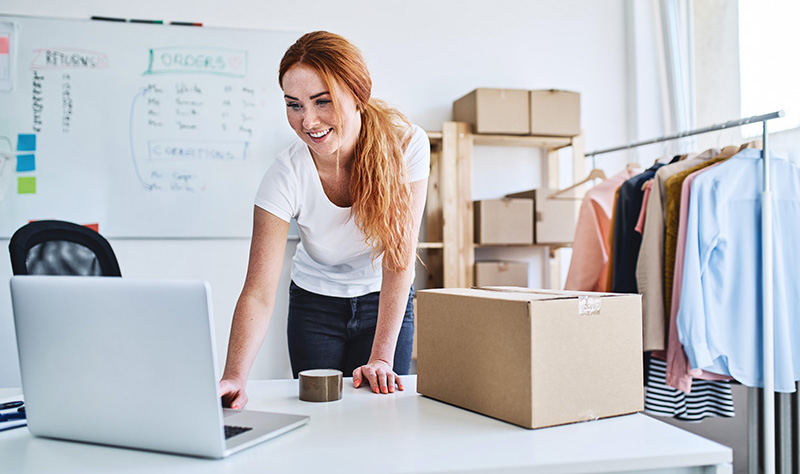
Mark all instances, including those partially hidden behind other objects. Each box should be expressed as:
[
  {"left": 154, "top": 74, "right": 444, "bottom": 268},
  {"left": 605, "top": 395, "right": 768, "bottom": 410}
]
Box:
[{"left": 353, "top": 359, "right": 404, "bottom": 394}]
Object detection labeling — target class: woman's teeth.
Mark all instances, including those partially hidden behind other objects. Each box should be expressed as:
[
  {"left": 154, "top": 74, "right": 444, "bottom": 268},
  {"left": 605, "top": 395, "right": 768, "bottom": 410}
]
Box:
[{"left": 309, "top": 128, "right": 332, "bottom": 138}]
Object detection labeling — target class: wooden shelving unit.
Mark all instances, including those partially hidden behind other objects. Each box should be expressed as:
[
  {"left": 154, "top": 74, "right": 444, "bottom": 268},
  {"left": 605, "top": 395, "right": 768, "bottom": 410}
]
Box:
[{"left": 420, "top": 122, "right": 585, "bottom": 290}]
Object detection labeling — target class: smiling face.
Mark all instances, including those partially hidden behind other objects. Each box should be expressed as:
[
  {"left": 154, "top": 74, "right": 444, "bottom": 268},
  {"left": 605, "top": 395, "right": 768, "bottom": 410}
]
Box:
[{"left": 282, "top": 64, "right": 362, "bottom": 163}]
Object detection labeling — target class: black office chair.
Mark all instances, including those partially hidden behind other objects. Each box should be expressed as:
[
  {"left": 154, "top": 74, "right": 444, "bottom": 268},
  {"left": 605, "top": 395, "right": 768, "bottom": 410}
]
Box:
[{"left": 9, "top": 220, "right": 121, "bottom": 276}]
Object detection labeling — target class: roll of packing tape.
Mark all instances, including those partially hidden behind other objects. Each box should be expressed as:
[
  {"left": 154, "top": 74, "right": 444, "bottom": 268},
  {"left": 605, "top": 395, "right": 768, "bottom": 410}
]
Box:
[{"left": 298, "top": 369, "right": 343, "bottom": 402}]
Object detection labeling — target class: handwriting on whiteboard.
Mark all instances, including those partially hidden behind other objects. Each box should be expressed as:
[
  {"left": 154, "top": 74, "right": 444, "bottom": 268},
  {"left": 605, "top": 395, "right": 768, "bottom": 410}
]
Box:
[
  {"left": 129, "top": 75, "right": 264, "bottom": 192},
  {"left": 145, "top": 47, "right": 247, "bottom": 78},
  {"left": 30, "top": 48, "right": 110, "bottom": 69}
]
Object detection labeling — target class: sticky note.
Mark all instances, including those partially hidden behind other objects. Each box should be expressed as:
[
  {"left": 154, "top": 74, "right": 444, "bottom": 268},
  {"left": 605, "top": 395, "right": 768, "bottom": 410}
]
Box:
[
  {"left": 0, "top": 43, "right": 8, "bottom": 80},
  {"left": 16, "top": 154, "right": 35, "bottom": 172},
  {"left": 0, "top": 28, "right": 12, "bottom": 91},
  {"left": 18, "top": 176, "right": 36, "bottom": 194},
  {"left": 17, "top": 134, "right": 36, "bottom": 151}
]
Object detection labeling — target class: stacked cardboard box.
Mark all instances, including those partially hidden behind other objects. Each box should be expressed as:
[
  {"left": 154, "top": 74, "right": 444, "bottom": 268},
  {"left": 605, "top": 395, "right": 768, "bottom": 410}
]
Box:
[
  {"left": 506, "top": 188, "right": 579, "bottom": 245},
  {"left": 474, "top": 261, "right": 528, "bottom": 287},
  {"left": 529, "top": 89, "right": 581, "bottom": 136},
  {"left": 453, "top": 88, "right": 580, "bottom": 136},
  {"left": 473, "top": 198, "right": 533, "bottom": 245},
  {"left": 452, "top": 88, "right": 529, "bottom": 135}
]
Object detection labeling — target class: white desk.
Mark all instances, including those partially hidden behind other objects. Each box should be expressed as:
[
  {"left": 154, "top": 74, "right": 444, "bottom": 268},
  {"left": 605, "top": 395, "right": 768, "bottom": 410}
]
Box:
[{"left": 0, "top": 376, "right": 731, "bottom": 473}]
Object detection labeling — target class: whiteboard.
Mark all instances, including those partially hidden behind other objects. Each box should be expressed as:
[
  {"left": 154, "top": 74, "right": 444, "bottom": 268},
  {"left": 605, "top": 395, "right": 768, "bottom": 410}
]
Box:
[{"left": 0, "top": 15, "right": 299, "bottom": 237}]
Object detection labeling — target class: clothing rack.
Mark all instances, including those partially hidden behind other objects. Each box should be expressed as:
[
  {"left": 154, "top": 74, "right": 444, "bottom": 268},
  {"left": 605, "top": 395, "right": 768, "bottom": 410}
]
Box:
[{"left": 585, "top": 110, "right": 786, "bottom": 474}]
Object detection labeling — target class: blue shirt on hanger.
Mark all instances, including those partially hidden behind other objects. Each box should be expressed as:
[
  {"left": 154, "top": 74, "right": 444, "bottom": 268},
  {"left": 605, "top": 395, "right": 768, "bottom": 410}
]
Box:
[{"left": 677, "top": 148, "right": 800, "bottom": 392}]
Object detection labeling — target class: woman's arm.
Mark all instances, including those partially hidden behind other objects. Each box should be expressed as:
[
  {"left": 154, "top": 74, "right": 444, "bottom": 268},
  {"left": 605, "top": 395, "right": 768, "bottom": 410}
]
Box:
[
  {"left": 353, "top": 177, "right": 428, "bottom": 394},
  {"left": 219, "top": 207, "right": 289, "bottom": 408}
]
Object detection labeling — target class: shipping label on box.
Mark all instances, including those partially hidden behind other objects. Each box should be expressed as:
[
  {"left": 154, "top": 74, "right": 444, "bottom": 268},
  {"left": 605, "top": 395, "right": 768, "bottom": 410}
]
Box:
[
  {"left": 453, "top": 88, "right": 529, "bottom": 135},
  {"left": 417, "top": 287, "right": 643, "bottom": 429}
]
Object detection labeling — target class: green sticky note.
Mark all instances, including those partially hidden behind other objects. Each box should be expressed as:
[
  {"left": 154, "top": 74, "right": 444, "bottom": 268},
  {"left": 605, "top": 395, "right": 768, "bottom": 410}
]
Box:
[{"left": 18, "top": 176, "right": 36, "bottom": 194}]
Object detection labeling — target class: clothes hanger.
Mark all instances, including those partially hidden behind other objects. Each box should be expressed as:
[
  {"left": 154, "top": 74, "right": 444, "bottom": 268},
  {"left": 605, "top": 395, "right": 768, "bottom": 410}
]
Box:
[
  {"left": 548, "top": 167, "right": 607, "bottom": 199},
  {"left": 625, "top": 148, "right": 642, "bottom": 170},
  {"left": 717, "top": 144, "right": 741, "bottom": 159},
  {"left": 715, "top": 128, "right": 726, "bottom": 152},
  {"left": 682, "top": 141, "right": 718, "bottom": 162},
  {"left": 712, "top": 127, "right": 740, "bottom": 159},
  {"left": 739, "top": 138, "right": 762, "bottom": 150},
  {"left": 675, "top": 138, "right": 690, "bottom": 161},
  {"left": 653, "top": 139, "right": 679, "bottom": 164},
  {"left": 651, "top": 140, "right": 668, "bottom": 164},
  {"left": 696, "top": 147, "right": 719, "bottom": 159}
]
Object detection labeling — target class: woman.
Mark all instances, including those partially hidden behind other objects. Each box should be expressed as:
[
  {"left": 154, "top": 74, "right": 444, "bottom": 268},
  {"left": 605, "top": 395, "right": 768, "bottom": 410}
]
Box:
[{"left": 219, "top": 31, "right": 429, "bottom": 408}]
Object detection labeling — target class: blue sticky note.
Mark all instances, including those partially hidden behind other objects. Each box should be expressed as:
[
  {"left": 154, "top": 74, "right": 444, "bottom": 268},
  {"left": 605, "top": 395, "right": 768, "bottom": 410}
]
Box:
[
  {"left": 17, "top": 134, "right": 36, "bottom": 151},
  {"left": 16, "top": 154, "right": 35, "bottom": 172}
]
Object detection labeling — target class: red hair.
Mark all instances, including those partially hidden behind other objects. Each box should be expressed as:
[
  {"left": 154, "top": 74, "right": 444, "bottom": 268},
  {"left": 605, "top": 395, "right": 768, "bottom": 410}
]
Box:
[{"left": 279, "top": 31, "right": 414, "bottom": 272}]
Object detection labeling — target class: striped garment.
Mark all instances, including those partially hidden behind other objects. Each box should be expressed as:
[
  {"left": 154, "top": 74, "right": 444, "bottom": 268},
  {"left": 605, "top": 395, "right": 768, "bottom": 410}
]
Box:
[{"left": 644, "top": 356, "right": 735, "bottom": 422}]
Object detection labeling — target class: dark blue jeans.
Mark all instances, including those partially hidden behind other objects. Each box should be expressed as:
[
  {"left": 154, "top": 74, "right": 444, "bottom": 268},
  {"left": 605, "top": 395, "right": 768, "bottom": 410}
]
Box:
[{"left": 287, "top": 281, "right": 414, "bottom": 378}]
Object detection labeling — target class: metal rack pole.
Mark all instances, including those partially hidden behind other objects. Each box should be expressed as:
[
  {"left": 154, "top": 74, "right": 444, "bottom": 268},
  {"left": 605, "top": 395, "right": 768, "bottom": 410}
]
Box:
[
  {"left": 762, "top": 119, "right": 775, "bottom": 474},
  {"left": 585, "top": 111, "right": 783, "bottom": 157}
]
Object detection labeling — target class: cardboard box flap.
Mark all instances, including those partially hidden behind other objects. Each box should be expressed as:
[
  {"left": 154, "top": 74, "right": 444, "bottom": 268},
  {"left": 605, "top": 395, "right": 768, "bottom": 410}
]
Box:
[
  {"left": 532, "top": 88, "right": 579, "bottom": 95},
  {"left": 476, "top": 287, "right": 640, "bottom": 317},
  {"left": 420, "top": 287, "right": 541, "bottom": 302},
  {"left": 477, "top": 286, "right": 628, "bottom": 299},
  {"left": 420, "top": 287, "right": 635, "bottom": 305}
]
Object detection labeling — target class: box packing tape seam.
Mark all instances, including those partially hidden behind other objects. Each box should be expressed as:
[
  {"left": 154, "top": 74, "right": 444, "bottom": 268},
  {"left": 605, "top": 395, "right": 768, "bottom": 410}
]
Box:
[
  {"left": 578, "top": 295, "right": 601, "bottom": 316},
  {"left": 298, "top": 369, "right": 343, "bottom": 402}
]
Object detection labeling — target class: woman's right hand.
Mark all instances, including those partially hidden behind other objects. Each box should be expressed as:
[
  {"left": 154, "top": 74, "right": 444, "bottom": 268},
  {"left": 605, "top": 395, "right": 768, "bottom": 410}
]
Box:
[{"left": 219, "top": 378, "right": 248, "bottom": 410}]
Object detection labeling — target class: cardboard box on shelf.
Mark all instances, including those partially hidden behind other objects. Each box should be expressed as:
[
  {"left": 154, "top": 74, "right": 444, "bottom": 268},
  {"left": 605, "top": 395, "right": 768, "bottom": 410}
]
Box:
[
  {"left": 529, "top": 89, "right": 581, "bottom": 137},
  {"left": 506, "top": 188, "right": 579, "bottom": 245},
  {"left": 474, "top": 261, "right": 528, "bottom": 287},
  {"left": 416, "top": 287, "right": 643, "bottom": 429},
  {"left": 453, "top": 88, "right": 530, "bottom": 135},
  {"left": 474, "top": 198, "right": 533, "bottom": 245}
]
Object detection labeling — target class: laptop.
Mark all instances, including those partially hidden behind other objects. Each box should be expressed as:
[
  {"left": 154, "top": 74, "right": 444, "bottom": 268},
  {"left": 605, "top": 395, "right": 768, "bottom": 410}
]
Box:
[{"left": 10, "top": 275, "right": 309, "bottom": 459}]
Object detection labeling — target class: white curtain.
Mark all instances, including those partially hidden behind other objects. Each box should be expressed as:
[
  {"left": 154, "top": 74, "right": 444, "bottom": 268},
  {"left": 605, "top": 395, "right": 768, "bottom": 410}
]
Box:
[
  {"left": 658, "top": 0, "right": 696, "bottom": 143},
  {"left": 624, "top": 0, "right": 695, "bottom": 157}
]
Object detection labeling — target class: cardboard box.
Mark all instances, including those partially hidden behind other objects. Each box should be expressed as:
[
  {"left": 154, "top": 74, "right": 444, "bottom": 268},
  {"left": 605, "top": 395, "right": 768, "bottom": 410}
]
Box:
[
  {"left": 506, "top": 188, "right": 579, "bottom": 244},
  {"left": 412, "top": 296, "right": 418, "bottom": 360},
  {"left": 416, "top": 287, "right": 643, "bottom": 429},
  {"left": 529, "top": 89, "right": 580, "bottom": 136},
  {"left": 453, "top": 88, "right": 530, "bottom": 135},
  {"left": 474, "top": 198, "right": 533, "bottom": 245},
  {"left": 474, "top": 261, "right": 528, "bottom": 287}
]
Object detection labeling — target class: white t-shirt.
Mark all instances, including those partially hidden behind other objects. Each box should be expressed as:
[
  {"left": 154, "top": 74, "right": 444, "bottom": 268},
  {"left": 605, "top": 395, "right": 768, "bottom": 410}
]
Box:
[{"left": 255, "top": 124, "right": 430, "bottom": 297}]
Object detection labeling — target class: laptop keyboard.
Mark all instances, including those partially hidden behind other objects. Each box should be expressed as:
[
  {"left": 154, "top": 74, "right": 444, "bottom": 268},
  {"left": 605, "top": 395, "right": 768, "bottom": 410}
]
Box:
[{"left": 224, "top": 425, "right": 253, "bottom": 439}]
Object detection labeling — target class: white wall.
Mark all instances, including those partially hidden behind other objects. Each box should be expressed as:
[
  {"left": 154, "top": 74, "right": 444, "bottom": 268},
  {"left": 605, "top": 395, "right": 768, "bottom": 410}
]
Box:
[{"left": 0, "top": 0, "right": 633, "bottom": 387}]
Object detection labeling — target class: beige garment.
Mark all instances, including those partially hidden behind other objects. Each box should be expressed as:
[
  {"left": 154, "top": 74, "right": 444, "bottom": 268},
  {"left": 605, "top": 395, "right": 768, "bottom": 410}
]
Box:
[{"left": 636, "top": 150, "right": 717, "bottom": 352}]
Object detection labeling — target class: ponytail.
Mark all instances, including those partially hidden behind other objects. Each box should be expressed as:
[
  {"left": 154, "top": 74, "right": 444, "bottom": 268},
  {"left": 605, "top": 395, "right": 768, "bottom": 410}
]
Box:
[{"left": 351, "top": 99, "right": 414, "bottom": 272}]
